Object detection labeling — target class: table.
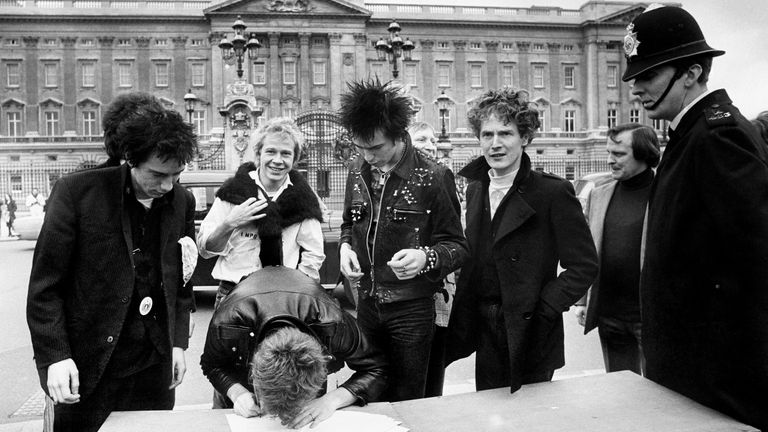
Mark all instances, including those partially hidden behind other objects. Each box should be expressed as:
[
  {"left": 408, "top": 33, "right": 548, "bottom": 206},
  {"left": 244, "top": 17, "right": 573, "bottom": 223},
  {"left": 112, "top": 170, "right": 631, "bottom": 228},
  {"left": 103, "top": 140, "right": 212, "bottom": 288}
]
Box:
[{"left": 101, "top": 372, "right": 756, "bottom": 431}]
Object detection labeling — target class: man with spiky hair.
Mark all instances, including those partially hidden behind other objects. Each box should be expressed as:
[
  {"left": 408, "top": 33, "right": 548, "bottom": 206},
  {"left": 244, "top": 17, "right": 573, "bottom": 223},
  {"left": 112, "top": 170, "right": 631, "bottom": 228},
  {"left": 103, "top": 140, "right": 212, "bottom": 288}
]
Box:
[
  {"left": 337, "top": 79, "right": 467, "bottom": 401},
  {"left": 27, "top": 105, "right": 198, "bottom": 432}
]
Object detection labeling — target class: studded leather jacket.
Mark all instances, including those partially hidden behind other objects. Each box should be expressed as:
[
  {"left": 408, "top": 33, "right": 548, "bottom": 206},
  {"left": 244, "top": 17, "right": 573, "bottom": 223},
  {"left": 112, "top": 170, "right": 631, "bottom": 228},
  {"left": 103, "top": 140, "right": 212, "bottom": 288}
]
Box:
[
  {"left": 200, "top": 267, "right": 388, "bottom": 405},
  {"left": 340, "top": 139, "right": 468, "bottom": 304}
]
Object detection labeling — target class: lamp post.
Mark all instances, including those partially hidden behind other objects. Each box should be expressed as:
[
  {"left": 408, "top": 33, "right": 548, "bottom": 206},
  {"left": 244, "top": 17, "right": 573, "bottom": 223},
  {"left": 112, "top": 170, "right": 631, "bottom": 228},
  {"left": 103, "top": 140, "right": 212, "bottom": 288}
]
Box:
[
  {"left": 436, "top": 90, "right": 450, "bottom": 143},
  {"left": 373, "top": 20, "right": 415, "bottom": 79},
  {"left": 218, "top": 15, "right": 261, "bottom": 79},
  {"left": 183, "top": 88, "right": 198, "bottom": 126}
]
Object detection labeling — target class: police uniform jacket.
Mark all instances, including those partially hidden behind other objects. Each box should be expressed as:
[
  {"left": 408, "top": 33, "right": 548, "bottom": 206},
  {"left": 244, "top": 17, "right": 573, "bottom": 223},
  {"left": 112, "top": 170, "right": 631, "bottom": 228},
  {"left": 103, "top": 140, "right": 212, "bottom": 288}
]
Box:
[
  {"left": 340, "top": 138, "right": 468, "bottom": 304},
  {"left": 641, "top": 90, "right": 768, "bottom": 429},
  {"left": 200, "top": 266, "right": 388, "bottom": 405},
  {"left": 27, "top": 163, "right": 195, "bottom": 398},
  {"left": 447, "top": 153, "right": 598, "bottom": 392}
]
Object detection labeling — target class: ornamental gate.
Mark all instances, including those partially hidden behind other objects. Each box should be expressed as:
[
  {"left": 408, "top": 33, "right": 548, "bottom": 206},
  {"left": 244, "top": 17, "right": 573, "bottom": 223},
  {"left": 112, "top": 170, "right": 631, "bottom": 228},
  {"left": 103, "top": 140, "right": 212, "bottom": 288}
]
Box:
[{"left": 295, "top": 109, "right": 356, "bottom": 214}]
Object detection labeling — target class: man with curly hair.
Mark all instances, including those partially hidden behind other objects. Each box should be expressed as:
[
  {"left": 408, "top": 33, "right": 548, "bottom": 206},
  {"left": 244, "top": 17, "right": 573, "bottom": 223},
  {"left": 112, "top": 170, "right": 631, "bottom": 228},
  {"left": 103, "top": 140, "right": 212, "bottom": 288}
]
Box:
[
  {"left": 446, "top": 88, "right": 597, "bottom": 393},
  {"left": 201, "top": 267, "right": 387, "bottom": 429},
  {"left": 337, "top": 79, "right": 467, "bottom": 401},
  {"left": 27, "top": 106, "right": 198, "bottom": 431}
]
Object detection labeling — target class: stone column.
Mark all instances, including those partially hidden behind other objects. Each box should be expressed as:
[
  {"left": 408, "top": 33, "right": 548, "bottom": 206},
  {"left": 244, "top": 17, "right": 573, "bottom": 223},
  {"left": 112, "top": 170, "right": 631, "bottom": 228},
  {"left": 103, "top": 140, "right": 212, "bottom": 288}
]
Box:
[
  {"left": 419, "top": 40, "right": 435, "bottom": 125},
  {"left": 516, "top": 41, "right": 530, "bottom": 91},
  {"left": 485, "top": 40, "right": 499, "bottom": 91},
  {"left": 172, "top": 36, "right": 188, "bottom": 104},
  {"left": 585, "top": 38, "right": 598, "bottom": 130},
  {"left": 353, "top": 33, "right": 367, "bottom": 83},
  {"left": 547, "top": 42, "right": 561, "bottom": 129},
  {"left": 23, "top": 37, "right": 39, "bottom": 133},
  {"left": 209, "top": 31, "right": 225, "bottom": 130},
  {"left": 98, "top": 37, "right": 114, "bottom": 105},
  {"left": 61, "top": 37, "right": 78, "bottom": 131},
  {"left": 269, "top": 32, "right": 280, "bottom": 117},
  {"left": 299, "top": 32, "right": 310, "bottom": 111},
  {"left": 329, "top": 32, "right": 342, "bottom": 110},
  {"left": 452, "top": 40, "right": 467, "bottom": 127},
  {"left": 136, "top": 37, "right": 151, "bottom": 93}
]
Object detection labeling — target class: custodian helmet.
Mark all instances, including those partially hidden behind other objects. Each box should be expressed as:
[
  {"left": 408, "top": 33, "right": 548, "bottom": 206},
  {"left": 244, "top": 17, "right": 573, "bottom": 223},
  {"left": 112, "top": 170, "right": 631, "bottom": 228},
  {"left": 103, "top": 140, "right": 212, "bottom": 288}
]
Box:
[{"left": 622, "top": 5, "right": 724, "bottom": 82}]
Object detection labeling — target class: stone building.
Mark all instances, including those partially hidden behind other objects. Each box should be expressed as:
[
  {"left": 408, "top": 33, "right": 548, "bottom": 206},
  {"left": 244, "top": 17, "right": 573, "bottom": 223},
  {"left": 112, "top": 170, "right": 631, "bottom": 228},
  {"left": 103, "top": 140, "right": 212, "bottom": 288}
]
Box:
[{"left": 0, "top": 0, "right": 664, "bottom": 207}]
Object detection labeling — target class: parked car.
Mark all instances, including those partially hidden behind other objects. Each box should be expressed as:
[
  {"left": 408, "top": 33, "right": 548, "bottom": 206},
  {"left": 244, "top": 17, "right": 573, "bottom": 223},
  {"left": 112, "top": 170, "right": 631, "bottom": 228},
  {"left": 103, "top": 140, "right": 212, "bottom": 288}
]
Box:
[
  {"left": 572, "top": 171, "right": 613, "bottom": 214},
  {"left": 179, "top": 170, "right": 343, "bottom": 293}
]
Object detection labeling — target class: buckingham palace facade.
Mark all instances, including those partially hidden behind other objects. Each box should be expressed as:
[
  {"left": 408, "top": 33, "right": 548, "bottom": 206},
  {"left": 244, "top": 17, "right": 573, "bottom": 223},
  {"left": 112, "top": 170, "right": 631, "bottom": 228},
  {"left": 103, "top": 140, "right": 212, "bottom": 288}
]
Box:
[{"left": 0, "top": 0, "right": 664, "bottom": 200}]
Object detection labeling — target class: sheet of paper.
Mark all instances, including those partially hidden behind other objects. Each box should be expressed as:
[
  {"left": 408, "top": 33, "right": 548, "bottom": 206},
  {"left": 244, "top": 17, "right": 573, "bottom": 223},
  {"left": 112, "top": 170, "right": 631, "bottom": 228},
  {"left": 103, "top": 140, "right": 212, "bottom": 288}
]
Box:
[{"left": 225, "top": 411, "right": 408, "bottom": 432}]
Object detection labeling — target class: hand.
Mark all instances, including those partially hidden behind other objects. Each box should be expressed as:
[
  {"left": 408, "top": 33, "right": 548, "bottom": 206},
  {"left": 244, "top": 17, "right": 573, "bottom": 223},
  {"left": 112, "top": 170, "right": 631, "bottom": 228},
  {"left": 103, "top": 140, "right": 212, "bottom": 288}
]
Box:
[
  {"left": 224, "top": 197, "right": 268, "bottom": 230},
  {"left": 233, "top": 391, "right": 261, "bottom": 418},
  {"left": 339, "top": 243, "right": 363, "bottom": 283},
  {"left": 287, "top": 388, "right": 354, "bottom": 429},
  {"left": 387, "top": 248, "right": 427, "bottom": 280},
  {"left": 573, "top": 305, "right": 586, "bottom": 327},
  {"left": 169, "top": 347, "right": 186, "bottom": 389},
  {"left": 47, "top": 359, "right": 80, "bottom": 405}
]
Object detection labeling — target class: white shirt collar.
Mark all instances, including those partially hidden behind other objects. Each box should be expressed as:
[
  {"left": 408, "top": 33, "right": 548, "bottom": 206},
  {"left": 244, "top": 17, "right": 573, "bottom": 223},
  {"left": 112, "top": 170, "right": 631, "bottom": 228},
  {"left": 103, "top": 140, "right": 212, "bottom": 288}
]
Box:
[
  {"left": 669, "top": 88, "right": 718, "bottom": 131},
  {"left": 250, "top": 169, "right": 293, "bottom": 199}
]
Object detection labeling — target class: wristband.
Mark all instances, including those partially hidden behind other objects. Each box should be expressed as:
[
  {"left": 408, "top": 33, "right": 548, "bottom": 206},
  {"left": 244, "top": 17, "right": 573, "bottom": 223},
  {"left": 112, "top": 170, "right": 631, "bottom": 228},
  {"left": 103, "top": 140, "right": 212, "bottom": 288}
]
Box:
[{"left": 418, "top": 246, "right": 438, "bottom": 274}]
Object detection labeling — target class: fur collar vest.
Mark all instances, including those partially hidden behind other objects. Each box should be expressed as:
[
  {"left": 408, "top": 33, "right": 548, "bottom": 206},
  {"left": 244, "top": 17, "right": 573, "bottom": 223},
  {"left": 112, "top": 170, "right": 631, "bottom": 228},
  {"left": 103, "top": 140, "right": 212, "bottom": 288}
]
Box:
[{"left": 216, "top": 162, "right": 323, "bottom": 239}]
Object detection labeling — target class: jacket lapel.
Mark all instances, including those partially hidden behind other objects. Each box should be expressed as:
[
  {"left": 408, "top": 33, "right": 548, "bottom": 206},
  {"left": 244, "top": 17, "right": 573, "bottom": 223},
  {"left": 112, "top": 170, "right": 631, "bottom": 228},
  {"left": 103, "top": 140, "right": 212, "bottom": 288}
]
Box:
[
  {"left": 493, "top": 192, "right": 535, "bottom": 244},
  {"left": 588, "top": 181, "right": 616, "bottom": 257},
  {"left": 119, "top": 164, "right": 135, "bottom": 268}
]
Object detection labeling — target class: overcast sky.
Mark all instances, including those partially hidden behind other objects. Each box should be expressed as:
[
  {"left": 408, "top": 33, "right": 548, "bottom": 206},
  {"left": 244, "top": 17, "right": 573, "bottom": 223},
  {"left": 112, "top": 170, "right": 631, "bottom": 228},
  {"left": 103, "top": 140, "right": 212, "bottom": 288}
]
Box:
[{"left": 370, "top": 0, "right": 768, "bottom": 118}]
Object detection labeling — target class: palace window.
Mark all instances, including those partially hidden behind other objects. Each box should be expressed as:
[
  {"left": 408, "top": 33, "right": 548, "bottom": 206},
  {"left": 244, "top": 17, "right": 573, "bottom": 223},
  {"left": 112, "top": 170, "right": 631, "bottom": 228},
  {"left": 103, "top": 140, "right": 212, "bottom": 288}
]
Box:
[
  {"left": 438, "top": 63, "right": 451, "bottom": 87},
  {"left": 533, "top": 65, "right": 545, "bottom": 88},
  {"left": 630, "top": 108, "right": 640, "bottom": 123},
  {"left": 470, "top": 64, "right": 483, "bottom": 88},
  {"left": 6, "top": 63, "right": 21, "bottom": 87},
  {"left": 82, "top": 111, "right": 97, "bottom": 136},
  {"left": 501, "top": 42, "right": 514, "bottom": 50},
  {"left": 312, "top": 61, "right": 326, "bottom": 85},
  {"left": 563, "top": 65, "right": 575, "bottom": 88},
  {"left": 607, "top": 64, "right": 618, "bottom": 88},
  {"left": 81, "top": 62, "right": 95, "bottom": 87},
  {"left": 155, "top": 62, "right": 169, "bottom": 87},
  {"left": 252, "top": 62, "right": 266, "bottom": 85},
  {"left": 191, "top": 110, "right": 205, "bottom": 134},
  {"left": 45, "top": 110, "right": 60, "bottom": 136},
  {"left": 118, "top": 62, "right": 132, "bottom": 87},
  {"left": 404, "top": 63, "right": 417, "bottom": 87},
  {"left": 501, "top": 64, "right": 514, "bottom": 87},
  {"left": 7, "top": 111, "right": 22, "bottom": 137},
  {"left": 282, "top": 58, "right": 296, "bottom": 85},
  {"left": 44, "top": 62, "right": 59, "bottom": 87},
  {"left": 191, "top": 62, "right": 205, "bottom": 87},
  {"left": 564, "top": 109, "right": 576, "bottom": 132}
]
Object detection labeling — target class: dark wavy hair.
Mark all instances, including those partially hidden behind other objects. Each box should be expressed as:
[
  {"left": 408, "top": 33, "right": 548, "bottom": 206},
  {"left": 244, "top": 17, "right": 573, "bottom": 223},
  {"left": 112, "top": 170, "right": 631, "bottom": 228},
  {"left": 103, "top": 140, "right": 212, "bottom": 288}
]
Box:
[
  {"left": 120, "top": 105, "right": 198, "bottom": 166},
  {"left": 102, "top": 92, "right": 165, "bottom": 164},
  {"left": 467, "top": 88, "right": 540, "bottom": 142},
  {"left": 607, "top": 123, "right": 661, "bottom": 168},
  {"left": 250, "top": 327, "right": 328, "bottom": 424},
  {"left": 338, "top": 78, "right": 411, "bottom": 143}
]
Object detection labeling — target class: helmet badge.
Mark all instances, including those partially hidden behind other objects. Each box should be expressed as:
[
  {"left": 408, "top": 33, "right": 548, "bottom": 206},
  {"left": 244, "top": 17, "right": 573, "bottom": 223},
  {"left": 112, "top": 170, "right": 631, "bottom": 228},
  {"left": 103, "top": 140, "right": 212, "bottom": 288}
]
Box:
[{"left": 624, "top": 22, "right": 641, "bottom": 58}]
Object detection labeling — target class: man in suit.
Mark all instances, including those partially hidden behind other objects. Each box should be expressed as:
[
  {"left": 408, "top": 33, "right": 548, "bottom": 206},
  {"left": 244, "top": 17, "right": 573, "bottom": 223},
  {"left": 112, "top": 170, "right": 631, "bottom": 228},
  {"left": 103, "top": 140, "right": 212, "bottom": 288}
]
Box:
[
  {"left": 573, "top": 123, "right": 659, "bottom": 375},
  {"left": 27, "top": 106, "right": 198, "bottom": 432},
  {"left": 624, "top": 5, "right": 768, "bottom": 430},
  {"left": 447, "top": 87, "right": 598, "bottom": 393}
]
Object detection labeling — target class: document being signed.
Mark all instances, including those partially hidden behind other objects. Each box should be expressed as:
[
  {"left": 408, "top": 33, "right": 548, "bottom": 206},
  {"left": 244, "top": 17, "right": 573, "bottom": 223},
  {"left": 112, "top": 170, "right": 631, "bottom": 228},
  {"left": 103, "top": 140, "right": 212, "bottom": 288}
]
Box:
[{"left": 225, "top": 411, "right": 407, "bottom": 432}]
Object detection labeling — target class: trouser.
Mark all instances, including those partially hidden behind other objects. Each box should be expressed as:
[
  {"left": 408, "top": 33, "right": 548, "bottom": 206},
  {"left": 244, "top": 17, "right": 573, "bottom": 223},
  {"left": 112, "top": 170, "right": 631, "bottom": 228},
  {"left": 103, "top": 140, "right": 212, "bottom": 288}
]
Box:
[
  {"left": 475, "top": 302, "right": 554, "bottom": 391},
  {"left": 53, "top": 362, "right": 174, "bottom": 432},
  {"left": 424, "top": 324, "right": 448, "bottom": 397},
  {"left": 597, "top": 316, "right": 645, "bottom": 375},
  {"left": 357, "top": 295, "right": 435, "bottom": 402}
]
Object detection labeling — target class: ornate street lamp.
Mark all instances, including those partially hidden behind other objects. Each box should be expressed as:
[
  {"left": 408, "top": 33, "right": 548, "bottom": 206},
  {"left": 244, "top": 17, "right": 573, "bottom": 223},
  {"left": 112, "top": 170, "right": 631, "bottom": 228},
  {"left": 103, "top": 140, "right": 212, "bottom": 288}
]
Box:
[
  {"left": 373, "top": 20, "right": 415, "bottom": 78},
  {"left": 218, "top": 15, "right": 261, "bottom": 79},
  {"left": 183, "top": 88, "right": 198, "bottom": 125},
  {"left": 436, "top": 90, "right": 450, "bottom": 143}
]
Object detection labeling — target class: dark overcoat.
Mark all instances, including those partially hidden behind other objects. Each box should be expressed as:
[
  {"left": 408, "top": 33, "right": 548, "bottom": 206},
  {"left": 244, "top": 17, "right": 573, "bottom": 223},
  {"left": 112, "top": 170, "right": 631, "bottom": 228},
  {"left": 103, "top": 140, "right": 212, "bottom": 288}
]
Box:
[
  {"left": 27, "top": 164, "right": 195, "bottom": 398},
  {"left": 447, "top": 153, "right": 598, "bottom": 392},
  {"left": 641, "top": 90, "right": 768, "bottom": 430}
]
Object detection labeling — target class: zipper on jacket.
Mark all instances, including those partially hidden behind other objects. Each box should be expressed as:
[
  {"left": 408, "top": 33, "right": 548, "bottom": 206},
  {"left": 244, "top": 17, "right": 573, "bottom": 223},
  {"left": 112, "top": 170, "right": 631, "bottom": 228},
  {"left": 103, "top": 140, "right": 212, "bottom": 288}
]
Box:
[
  {"left": 360, "top": 174, "right": 376, "bottom": 296},
  {"left": 366, "top": 171, "right": 391, "bottom": 297}
]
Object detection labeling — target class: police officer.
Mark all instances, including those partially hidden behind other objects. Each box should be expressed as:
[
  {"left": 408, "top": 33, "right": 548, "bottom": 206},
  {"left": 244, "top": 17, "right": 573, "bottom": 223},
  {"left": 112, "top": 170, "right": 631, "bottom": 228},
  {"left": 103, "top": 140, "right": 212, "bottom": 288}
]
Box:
[{"left": 623, "top": 5, "right": 768, "bottom": 430}]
